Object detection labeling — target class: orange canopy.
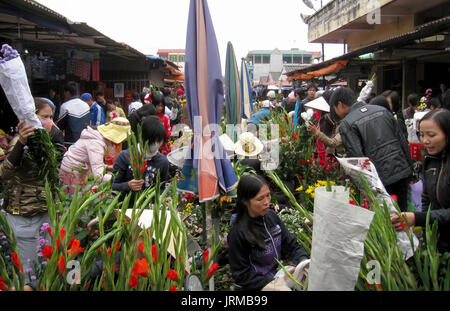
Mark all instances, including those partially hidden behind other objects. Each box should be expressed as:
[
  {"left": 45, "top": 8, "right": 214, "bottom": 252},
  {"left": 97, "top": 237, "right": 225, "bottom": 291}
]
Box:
[{"left": 287, "top": 59, "right": 349, "bottom": 81}]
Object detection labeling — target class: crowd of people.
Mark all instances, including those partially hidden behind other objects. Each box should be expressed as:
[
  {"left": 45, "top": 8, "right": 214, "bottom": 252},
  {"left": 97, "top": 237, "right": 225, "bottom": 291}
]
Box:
[{"left": 0, "top": 77, "right": 449, "bottom": 291}]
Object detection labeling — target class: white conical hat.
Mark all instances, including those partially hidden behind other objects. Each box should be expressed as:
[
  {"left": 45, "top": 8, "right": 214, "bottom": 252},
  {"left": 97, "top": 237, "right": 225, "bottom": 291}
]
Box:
[{"left": 304, "top": 96, "right": 330, "bottom": 112}]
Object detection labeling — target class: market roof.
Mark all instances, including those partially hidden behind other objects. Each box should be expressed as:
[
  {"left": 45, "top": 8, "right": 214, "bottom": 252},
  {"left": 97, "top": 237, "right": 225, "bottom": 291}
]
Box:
[
  {"left": 157, "top": 49, "right": 186, "bottom": 55},
  {"left": 0, "top": 0, "right": 148, "bottom": 60},
  {"left": 286, "top": 15, "right": 450, "bottom": 79}
]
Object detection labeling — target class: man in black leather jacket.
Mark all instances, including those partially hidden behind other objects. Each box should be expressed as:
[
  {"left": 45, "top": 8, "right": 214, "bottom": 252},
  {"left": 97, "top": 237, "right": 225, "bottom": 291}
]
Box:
[{"left": 333, "top": 87, "right": 413, "bottom": 211}]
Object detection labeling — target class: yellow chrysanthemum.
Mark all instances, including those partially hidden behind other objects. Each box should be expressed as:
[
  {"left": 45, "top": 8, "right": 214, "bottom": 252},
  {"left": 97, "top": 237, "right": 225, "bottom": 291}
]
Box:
[{"left": 296, "top": 186, "right": 304, "bottom": 192}]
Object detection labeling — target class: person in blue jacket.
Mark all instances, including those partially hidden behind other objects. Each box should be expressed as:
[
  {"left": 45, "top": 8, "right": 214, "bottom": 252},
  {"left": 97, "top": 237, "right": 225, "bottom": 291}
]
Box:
[
  {"left": 247, "top": 100, "right": 272, "bottom": 126},
  {"left": 112, "top": 115, "right": 169, "bottom": 203},
  {"left": 227, "top": 174, "right": 309, "bottom": 291}
]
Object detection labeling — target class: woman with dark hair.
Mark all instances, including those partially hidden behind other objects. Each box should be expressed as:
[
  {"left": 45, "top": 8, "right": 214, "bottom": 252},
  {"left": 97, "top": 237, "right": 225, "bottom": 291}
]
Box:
[
  {"left": 151, "top": 91, "right": 172, "bottom": 155},
  {"left": 128, "top": 104, "right": 157, "bottom": 136},
  {"left": 35, "top": 97, "right": 65, "bottom": 158},
  {"left": 392, "top": 108, "right": 450, "bottom": 253},
  {"left": 428, "top": 97, "right": 441, "bottom": 111},
  {"left": 227, "top": 174, "right": 309, "bottom": 291},
  {"left": 112, "top": 115, "right": 169, "bottom": 203}
]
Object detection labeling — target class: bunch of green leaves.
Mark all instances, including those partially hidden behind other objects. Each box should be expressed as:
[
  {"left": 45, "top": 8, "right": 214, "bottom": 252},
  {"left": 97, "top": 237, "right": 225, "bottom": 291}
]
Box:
[
  {"left": 127, "top": 124, "right": 148, "bottom": 180},
  {"left": 24, "top": 128, "right": 60, "bottom": 190}
]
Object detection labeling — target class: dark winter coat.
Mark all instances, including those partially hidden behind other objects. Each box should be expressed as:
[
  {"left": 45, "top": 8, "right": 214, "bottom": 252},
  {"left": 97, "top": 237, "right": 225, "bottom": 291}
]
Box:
[
  {"left": 339, "top": 102, "right": 413, "bottom": 187},
  {"left": 415, "top": 152, "right": 450, "bottom": 253},
  {"left": 227, "top": 209, "right": 308, "bottom": 291}
]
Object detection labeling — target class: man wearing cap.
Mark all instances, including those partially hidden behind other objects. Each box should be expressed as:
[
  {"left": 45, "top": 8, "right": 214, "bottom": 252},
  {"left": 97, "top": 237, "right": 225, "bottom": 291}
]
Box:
[
  {"left": 128, "top": 92, "right": 143, "bottom": 116},
  {"left": 81, "top": 93, "right": 105, "bottom": 126},
  {"left": 57, "top": 81, "right": 91, "bottom": 148}
]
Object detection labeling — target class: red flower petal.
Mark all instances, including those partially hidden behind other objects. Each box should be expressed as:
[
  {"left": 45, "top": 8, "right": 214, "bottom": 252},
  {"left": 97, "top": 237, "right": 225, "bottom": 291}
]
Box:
[
  {"left": 42, "top": 245, "right": 53, "bottom": 259},
  {"left": 129, "top": 275, "right": 138, "bottom": 289}
]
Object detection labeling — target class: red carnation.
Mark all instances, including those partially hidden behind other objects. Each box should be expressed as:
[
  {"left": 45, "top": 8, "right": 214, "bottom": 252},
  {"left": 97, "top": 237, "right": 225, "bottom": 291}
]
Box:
[
  {"left": 129, "top": 275, "right": 138, "bottom": 289},
  {"left": 42, "top": 245, "right": 54, "bottom": 259},
  {"left": 167, "top": 269, "right": 178, "bottom": 282}
]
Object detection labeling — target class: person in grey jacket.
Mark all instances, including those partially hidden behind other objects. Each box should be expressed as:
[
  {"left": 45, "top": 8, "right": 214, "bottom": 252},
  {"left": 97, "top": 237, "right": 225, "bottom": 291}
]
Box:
[{"left": 334, "top": 87, "right": 413, "bottom": 212}]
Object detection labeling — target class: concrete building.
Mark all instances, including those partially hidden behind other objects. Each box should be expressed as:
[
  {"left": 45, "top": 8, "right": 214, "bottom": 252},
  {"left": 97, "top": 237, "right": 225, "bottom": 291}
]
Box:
[
  {"left": 287, "top": 0, "right": 450, "bottom": 108},
  {"left": 246, "top": 49, "right": 321, "bottom": 85}
]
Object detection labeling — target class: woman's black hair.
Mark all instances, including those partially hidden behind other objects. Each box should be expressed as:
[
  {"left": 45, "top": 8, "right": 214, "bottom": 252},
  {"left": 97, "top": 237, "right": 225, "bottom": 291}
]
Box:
[
  {"left": 128, "top": 104, "right": 157, "bottom": 135},
  {"left": 322, "top": 90, "right": 333, "bottom": 104},
  {"left": 407, "top": 93, "right": 419, "bottom": 108},
  {"left": 381, "top": 90, "right": 400, "bottom": 112},
  {"left": 428, "top": 97, "right": 441, "bottom": 110},
  {"left": 141, "top": 115, "right": 167, "bottom": 145},
  {"left": 369, "top": 95, "right": 391, "bottom": 111},
  {"left": 235, "top": 174, "right": 269, "bottom": 250},
  {"left": 151, "top": 91, "right": 165, "bottom": 109}
]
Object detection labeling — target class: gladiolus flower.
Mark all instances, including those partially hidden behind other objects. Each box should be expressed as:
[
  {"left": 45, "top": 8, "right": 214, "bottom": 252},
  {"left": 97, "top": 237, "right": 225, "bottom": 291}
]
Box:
[
  {"left": 57, "top": 256, "right": 65, "bottom": 275},
  {"left": 115, "top": 241, "right": 121, "bottom": 252},
  {"left": 11, "top": 252, "right": 23, "bottom": 273},
  {"left": 131, "top": 258, "right": 150, "bottom": 277},
  {"left": 207, "top": 263, "right": 219, "bottom": 278},
  {"left": 140, "top": 160, "right": 148, "bottom": 173},
  {"left": 167, "top": 269, "right": 178, "bottom": 282},
  {"left": 138, "top": 242, "right": 145, "bottom": 253},
  {"left": 68, "top": 238, "right": 75, "bottom": 249},
  {"left": 0, "top": 277, "right": 7, "bottom": 291},
  {"left": 301, "top": 159, "right": 306, "bottom": 165},
  {"left": 67, "top": 239, "right": 84, "bottom": 256},
  {"left": 169, "top": 285, "right": 178, "bottom": 291},
  {"left": 40, "top": 285, "right": 44, "bottom": 291},
  {"left": 56, "top": 239, "right": 60, "bottom": 251},
  {"left": 107, "top": 248, "right": 112, "bottom": 256},
  {"left": 46, "top": 227, "right": 52, "bottom": 237},
  {"left": 129, "top": 275, "right": 138, "bottom": 289},
  {"left": 400, "top": 221, "right": 406, "bottom": 230},
  {"left": 42, "top": 245, "right": 53, "bottom": 259},
  {"left": 60, "top": 227, "right": 66, "bottom": 241},
  {"left": 152, "top": 245, "right": 158, "bottom": 264},
  {"left": 203, "top": 250, "right": 209, "bottom": 264},
  {"left": 114, "top": 263, "right": 118, "bottom": 273}
]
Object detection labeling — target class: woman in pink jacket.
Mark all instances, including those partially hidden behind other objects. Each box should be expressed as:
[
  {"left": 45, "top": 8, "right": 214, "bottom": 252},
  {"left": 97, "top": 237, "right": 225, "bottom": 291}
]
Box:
[{"left": 59, "top": 117, "right": 131, "bottom": 194}]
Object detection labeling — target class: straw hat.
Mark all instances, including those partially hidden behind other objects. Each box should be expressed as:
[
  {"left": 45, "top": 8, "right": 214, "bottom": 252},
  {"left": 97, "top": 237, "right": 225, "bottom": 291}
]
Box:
[
  {"left": 234, "top": 132, "right": 264, "bottom": 157},
  {"left": 304, "top": 96, "right": 330, "bottom": 112},
  {"left": 98, "top": 117, "right": 131, "bottom": 144}
]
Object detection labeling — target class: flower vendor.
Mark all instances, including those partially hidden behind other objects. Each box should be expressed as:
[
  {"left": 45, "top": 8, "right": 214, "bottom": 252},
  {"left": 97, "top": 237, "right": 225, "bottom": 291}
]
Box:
[{"left": 227, "top": 174, "right": 309, "bottom": 291}]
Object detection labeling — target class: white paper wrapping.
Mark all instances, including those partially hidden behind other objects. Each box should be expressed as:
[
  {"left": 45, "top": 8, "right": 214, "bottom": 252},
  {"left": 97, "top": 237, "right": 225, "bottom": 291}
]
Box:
[
  {"left": 0, "top": 57, "right": 42, "bottom": 129},
  {"left": 336, "top": 157, "right": 419, "bottom": 259},
  {"left": 308, "top": 186, "right": 375, "bottom": 291}
]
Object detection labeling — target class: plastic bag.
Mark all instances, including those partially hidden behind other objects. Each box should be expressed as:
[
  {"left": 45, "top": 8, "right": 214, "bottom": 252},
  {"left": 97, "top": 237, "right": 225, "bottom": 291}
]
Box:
[
  {"left": 0, "top": 56, "right": 42, "bottom": 129},
  {"left": 336, "top": 157, "right": 419, "bottom": 259},
  {"left": 308, "top": 186, "right": 374, "bottom": 291}
]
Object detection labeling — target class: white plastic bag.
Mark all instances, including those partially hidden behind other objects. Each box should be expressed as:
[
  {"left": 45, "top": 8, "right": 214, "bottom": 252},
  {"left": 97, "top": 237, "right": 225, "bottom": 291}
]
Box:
[
  {"left": 336, "top": 157, "right": 419, "bottom": 259},
  {"left": 0, "top": 56, "right": 42, "bottom": 129},
  {"left": 308, "top": 186, "right": 374, "bottom": 291}
]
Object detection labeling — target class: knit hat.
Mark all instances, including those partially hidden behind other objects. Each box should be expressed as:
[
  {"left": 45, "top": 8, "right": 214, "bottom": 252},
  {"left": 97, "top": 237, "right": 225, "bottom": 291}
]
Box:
[{"left": 98, "top": 117, "right": 131, "bottom": 144}]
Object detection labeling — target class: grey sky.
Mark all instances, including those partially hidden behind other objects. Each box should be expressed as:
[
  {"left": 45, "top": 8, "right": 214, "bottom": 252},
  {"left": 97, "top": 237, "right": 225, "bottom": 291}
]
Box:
[{"left": 36, "top": 0, "right": 344, "bottom": 69}]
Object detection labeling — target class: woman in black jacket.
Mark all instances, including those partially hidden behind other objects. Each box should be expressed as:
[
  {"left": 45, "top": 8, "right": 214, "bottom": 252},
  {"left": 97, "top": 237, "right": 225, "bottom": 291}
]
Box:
[
  {"left": 392, "top": 108, "right": 450, "bottom": 253},
  {"left": 227, "top": 174, "right": 309, "bottom": 291}
]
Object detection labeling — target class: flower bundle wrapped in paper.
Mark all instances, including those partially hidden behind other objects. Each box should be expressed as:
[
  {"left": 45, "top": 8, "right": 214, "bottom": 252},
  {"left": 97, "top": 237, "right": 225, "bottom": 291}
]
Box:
[
  {"left": 336, "top": 157, "right": 419, "bottom": 259},
  {"left": 0, "top": 44, "right": 59, "bottom": 188}
]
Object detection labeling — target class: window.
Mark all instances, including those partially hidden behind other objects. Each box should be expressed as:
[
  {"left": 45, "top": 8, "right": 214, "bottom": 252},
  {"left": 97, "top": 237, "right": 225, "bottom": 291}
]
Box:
[
  {"left": 254, "top": 55, "right": 262, "bottom": 64},
  {"left": 303, "top": 56, "right": 311, "bottom": 64},
  {"left": 262, "top": 55, "right": 270, "bottom": 64},
  {"left": 169, "top": 55, "right": 178, "bottom": 62},
  {"left": 179, "top": 55, "right": 185, "bottom": 62},
  {"left": 293, "top": 56, "right": 301, "bottom": 64},
  {"left": 283, "top": 55, "right": 292, "bottom": 64}
]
